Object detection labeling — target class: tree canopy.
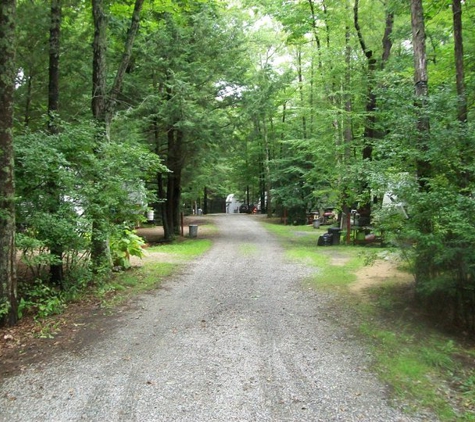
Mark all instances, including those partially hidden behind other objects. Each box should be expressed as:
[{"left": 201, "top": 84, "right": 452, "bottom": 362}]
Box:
[{"left": 1, "top": 0, "right": 475, "bottom": 331}]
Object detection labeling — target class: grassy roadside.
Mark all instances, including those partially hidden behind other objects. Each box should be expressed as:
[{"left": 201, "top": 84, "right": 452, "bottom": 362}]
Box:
[
  {"left": 7, "top": 237, "right": 213, "bottom": 341},
  {"left": 102, "top": 238, "right": 213, "bottom": 307},
  {"left": 262, "top": 220, "right": 475, "bottom": 422}
]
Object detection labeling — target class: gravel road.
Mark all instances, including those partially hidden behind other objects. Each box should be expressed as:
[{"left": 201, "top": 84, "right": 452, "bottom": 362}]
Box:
[{"left": 0, "top": 214, "right": 432, "bottom": 421}]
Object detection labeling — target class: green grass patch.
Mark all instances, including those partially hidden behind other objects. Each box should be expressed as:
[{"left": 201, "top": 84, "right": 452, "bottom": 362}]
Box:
[
  {"left": 147, "top": 239, "right": 212, "bottom": 257},
  {"left": 263, "top": 221, "right": 364, "bottom": 287},
  {"left": 261, "top": 219, "right": 475, "bottom": 421},
  {"left": 100, "top": 239, "right": 212, "bottom": 307}
]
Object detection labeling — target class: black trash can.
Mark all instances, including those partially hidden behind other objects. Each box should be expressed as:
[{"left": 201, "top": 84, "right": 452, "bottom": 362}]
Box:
[
  {"left": 327, "top": 227, "right": 341, "bottom": 245},
  {"left": 317, "top": 233, "right": 333, "bottom": 246}
]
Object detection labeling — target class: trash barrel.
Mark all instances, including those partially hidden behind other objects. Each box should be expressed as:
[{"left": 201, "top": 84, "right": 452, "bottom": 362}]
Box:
[
  {"left": 313, "top": 219, "right": 320, "bottom": 229},
  {"left": 327, "top": 227, "right": 341, "bottom": 245},
  {"left": 189, "top": 225, "right": 198, "bottom": 238},
  {"left": 317, "top": 233, "right": 333, "bottom": 246}
]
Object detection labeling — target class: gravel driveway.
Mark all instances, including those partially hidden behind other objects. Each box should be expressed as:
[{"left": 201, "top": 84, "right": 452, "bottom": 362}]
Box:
[{"left": 0, "top": 214, "right": 431, "bottom": 421}]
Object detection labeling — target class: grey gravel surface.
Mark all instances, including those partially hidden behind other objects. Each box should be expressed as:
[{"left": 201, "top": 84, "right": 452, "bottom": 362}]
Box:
[{"left": 0, "top": 214, "right": 434, "bottom": 421}]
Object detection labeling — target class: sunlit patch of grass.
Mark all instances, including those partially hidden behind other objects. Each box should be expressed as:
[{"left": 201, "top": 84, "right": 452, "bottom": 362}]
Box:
[
  {"left": 148, "top": 239, "right": 212, "bottom": 256},
  {"left": 359, "top": 319, "right": 475, "bottom": 421},
  {"left": 263, "top": 221, "right": 364, "bottom": 287}
]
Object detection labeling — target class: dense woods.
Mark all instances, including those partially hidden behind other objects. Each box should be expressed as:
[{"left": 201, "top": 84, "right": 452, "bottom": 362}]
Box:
[{"left": 1, "top": 0, "right": 475, "bottom": 332}]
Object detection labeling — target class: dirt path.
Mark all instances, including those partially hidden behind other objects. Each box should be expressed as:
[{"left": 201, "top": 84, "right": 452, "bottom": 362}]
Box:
[
  {"left": 351, "top": 258, "right": 414, "bottom": 295},
  {"left": 0, "top": 214, "right": 429, "bottom": 421}
]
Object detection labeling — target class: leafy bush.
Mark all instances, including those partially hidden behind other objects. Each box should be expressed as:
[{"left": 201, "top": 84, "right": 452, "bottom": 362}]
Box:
[
  {"left": 110, "top": 227, "right": 146, "bottom": 270},
  {"left": 18, "top": 280, "right": 66, "bottom": 319}
]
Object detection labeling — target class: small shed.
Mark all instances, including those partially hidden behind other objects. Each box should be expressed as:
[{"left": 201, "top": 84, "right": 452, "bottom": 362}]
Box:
[{"left": 226, "top": 194, "right": 242, "bottom": 214}]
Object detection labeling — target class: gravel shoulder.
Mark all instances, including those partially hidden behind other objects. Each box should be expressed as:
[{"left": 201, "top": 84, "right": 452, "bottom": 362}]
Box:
[{"left": 0, "top": 214, "right": 432, "bottom": 421}]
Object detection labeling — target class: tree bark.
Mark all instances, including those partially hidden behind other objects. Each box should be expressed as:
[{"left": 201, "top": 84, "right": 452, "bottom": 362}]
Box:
[
  {"left": 452, "top": 0, "right": 471, "bottom": 190},
  {"left": 165, "top": 128, "right": 184, "bottom": 238},
  {"left": 90, "top": 0, "right": 144, "bottom": 273},
  {"left": 353, "top": 0, "right": 394, "bottom": 225},
  {"left": 410, "top": 0, "right": 432, "bottom": 293},
  {"left": 91, "top": 0, "right": 107, "bottom": 125},
  {"left": 381, "top": 8, "right": 394, "bottom": 67},
  {"left": 91, "top": 0, "right": 111, "bottom": 274},
  {"left": 48, "top": 0, "right": 64, "bottom": 286},
  {"left": 106, "top": 0, "right": 144, "bottom": 133},
  {"left": 411, "top": 0, "right": 431, "bottom": 185},
  {"left": 354, "top": 0, "right": 375, "bottom": 161},
  {"left": 48, "top": 0, "right": 61, "bottom": 121},
  {"left": 296, "top": 49, "right": 307, "bottom": 140},
  {"left": 343, "top": 21, "right": 352, "bottom": 158},
  {"left": 0, "top": 0, "right": 18, "bottom": 326},
  {"left": 452, "top": 0, "right": 467, "bottom": 124}
]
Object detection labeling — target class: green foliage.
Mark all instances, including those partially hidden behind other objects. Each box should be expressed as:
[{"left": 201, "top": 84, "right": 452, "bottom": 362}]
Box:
[
  {"left": 16, "top": 233, "right": 60, "bottom": 280},
  {"left": 110, "top": 227, "right": 146, "bottom": 270},
  {"left": 0, "top": 298, "right": 11, "bottom": 320},
  {"left": 14, "top": 119, "right": 164, "bottom": 285},
  {"left": 18, "top": 280, "right": 66, "bottom": 320},
  {"left": 8, "top": 0, "right": 475, "bottom": 337}
]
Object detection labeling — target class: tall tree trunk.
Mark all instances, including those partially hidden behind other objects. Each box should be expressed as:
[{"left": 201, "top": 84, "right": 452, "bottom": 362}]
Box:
[
  {"left": 105, "top": 0, "right": 144, "bottom": 134},
  {"left": 164, "top": 127, "right": 184, "bottom": 239},
  {"left": 296, "top": 49, "right": 307, "bottom": 140},
  {"left": 48, "top": 0, "right": 61, "bottom": 121},
  {"left": 381, "top": 7, "right": 394, "bottom": 67},
  {"left": 0, "top": 0, "right": 18, "bottom": 326},
  {"left": 262, "top": 116, "right": 272, "bottom": 218},
  {"left": 48, "top": 0, "right": 64, "bottom": 286},
  {"left": 411, "top": 0, "right": 430, "bottom": 184},
  {"left": 24, "top": 71, "right": 33, "bottom": 127},
  {"left": 91, "top": 0, "right": 107, "bottom": 125},
  {"left": 91, "top": 0, "right": 111, "bottom": 275},
  {"left": 452, "top": 0, "right": 470, "bottom": 190},
  {"left": 203, "top": 187, "right": 208, "bottom": 215},
  {"left": 354, "top": 0, "right": 394, "bottom": 225},
  {"left": 354, "top": 0, "right": 376, "bottom": 161},
  {"left": 343, "top": 21, "right": 352, "bottom": 158},
  {"left": 307, "top": 0, "right": 323, "bottom": 70},
  {"left": 340, "top": 4, "right": 353, "bottom": 241},
  {"left": 90, "top": 0, "right": 144, "bottom": 273},
  {"left": 410, "top": 0, "right": 431, "bottom": 292},
  {"left": 452, "top": 0, "right": 466, "bottom": 124}
]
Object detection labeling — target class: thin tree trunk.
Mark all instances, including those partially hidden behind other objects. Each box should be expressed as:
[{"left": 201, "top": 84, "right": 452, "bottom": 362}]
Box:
[
  {"left": 381, "top": 8, "right": 394, "bottom": 67},
  {"left": 164, "top": 127, "right": 184, "bottom": 239},
  {"left": 91, "top": 0, "right": 111, "bottom": 275},
  {"left": 354, "top": 0, "right": 394, "bottom": 226},
  {"left": 410, "top": 0, "right": 432, "bottom": 293},
  {"left": 411, "top": 0, "right": 430, "bottom": 184},
  {"left": 203, "top": 187, "right": 208, "bottom": 215},
  {"left": 0, "top": 0, "right": 18, "bottom": 327},
  {"left": 48, "top": 0, "right": 61, "bottom": 120},
  {"left": 105, "top": 0, "right": 144, "bottom": 133},
  {"left": 343, "top": 22, "right": 352, "bottom": 158},
  {"left": 262, "top": 116, "right": 272, "bottom": 218},
  {"left": 296, "top": 49, "right": 307, "bottom": 140},
  {"left": 48, "top": 0, "right": 64, "bottom": 286},
  {"left": 452, "top": 0, "right": 467, "bottom": 124},
  {"left": 91, "top": 0, "right": 107, "bottom": 125},
  {"left": 90, "top": 0, "right": 144, "bottom": 273},
  {"left": 307, "top": 0, "right": 323, "bottom": 70},
  {"left": 452, "top": 0, "right": 470, "bottom": 190},
  {"left": 354, "top": 0, "right": 376, "bottom": 161},
  {"left": 24, "top": 72, "right": 33, "bottom": 127}
]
